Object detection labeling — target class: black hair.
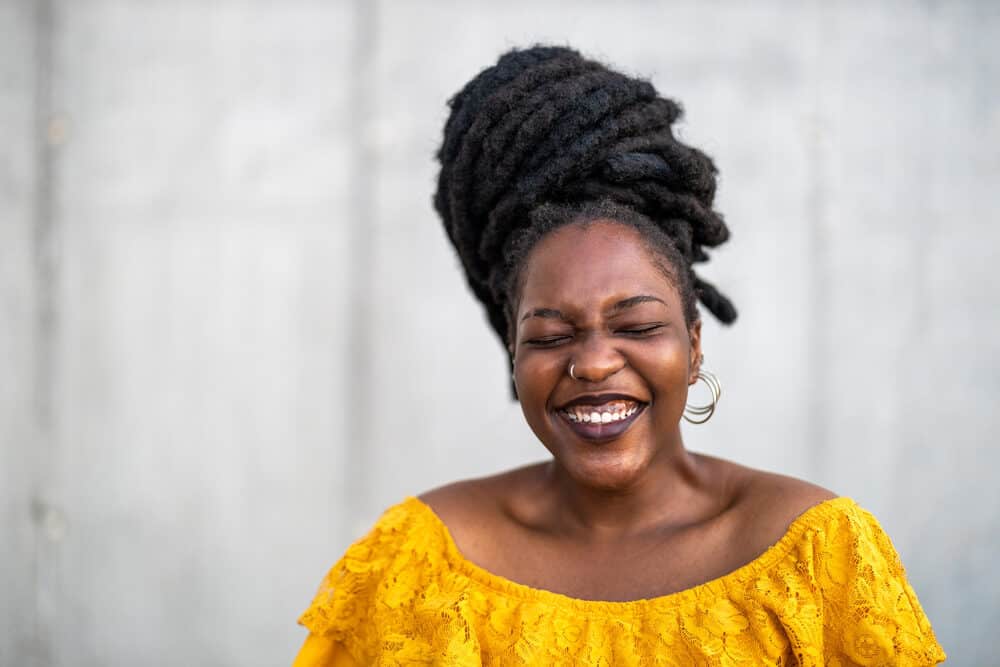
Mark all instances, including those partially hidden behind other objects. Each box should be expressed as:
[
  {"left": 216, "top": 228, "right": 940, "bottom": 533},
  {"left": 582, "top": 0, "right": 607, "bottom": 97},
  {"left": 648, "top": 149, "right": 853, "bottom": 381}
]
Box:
[{"left": 433, "top": 45, "right": 736, "bottom": 387}]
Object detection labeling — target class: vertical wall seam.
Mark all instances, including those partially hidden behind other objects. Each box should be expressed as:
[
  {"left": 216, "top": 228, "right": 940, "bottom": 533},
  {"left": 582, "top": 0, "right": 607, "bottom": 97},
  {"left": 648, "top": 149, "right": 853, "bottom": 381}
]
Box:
[
  {"left": 806, "top": 1, "right": 831, "bottom": 481},
  {"left": 30, "top": 0, "right": 54, "bottom": 663},
  {"left": 343, "top": 0, "right": 377, "bottom": 524}
]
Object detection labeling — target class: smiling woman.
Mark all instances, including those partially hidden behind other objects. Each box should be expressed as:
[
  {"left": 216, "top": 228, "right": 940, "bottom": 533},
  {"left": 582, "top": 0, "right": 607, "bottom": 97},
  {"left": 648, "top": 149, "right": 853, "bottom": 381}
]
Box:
[
  {"left": 291, "top": 46, "right": 946, "bottom": 666},
  {"left": 512, "top": 220, "right": 700, "bottom": 494}
]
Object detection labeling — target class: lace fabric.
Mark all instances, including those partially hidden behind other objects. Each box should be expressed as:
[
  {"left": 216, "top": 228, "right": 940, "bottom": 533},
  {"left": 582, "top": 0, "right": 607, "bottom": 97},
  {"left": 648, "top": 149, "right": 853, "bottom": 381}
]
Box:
[{"left": 296, "top": 497, "right": 945, "bottom": 666}]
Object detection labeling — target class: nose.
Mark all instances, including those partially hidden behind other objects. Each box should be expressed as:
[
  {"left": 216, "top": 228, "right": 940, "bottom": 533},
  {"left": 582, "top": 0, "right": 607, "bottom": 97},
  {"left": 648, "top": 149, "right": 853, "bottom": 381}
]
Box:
[{"left": 571, "top": 333, "right": 625, "bottom": 383}]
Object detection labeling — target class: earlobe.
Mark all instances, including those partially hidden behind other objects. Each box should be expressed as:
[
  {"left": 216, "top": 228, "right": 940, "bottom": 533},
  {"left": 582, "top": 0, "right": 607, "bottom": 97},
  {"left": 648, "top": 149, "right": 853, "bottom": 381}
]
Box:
[
  {"left": 689, "top": 354, "right": 703, "bottom": 382},
  {"left": 687, "top": 356, "right": 700, "bottom": 385}
]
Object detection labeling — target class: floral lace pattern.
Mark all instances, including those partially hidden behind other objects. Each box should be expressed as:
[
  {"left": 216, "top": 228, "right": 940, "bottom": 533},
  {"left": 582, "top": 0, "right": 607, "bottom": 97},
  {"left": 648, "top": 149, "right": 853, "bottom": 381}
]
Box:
[{"left": 298, "top": 497, "right": 945, "bottom": 666}]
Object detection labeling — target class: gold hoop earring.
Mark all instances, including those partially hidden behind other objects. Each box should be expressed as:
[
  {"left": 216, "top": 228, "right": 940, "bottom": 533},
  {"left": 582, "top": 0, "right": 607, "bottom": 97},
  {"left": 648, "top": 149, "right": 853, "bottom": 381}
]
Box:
[{"left": 683, "top": 370, "right": 721, "bottom": 424}]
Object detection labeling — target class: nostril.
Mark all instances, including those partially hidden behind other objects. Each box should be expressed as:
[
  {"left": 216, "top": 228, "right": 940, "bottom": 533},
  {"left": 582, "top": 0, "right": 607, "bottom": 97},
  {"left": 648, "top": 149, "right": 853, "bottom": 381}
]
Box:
[{"left": 571, "top": 360, "right": 626, "bottom": 383}]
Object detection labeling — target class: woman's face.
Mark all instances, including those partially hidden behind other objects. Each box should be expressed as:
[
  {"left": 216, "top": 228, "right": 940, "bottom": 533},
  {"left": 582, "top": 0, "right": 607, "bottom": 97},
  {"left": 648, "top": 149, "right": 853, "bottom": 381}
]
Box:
[{"left": 511, "top": 220, "right": 701, "bottom": 490}]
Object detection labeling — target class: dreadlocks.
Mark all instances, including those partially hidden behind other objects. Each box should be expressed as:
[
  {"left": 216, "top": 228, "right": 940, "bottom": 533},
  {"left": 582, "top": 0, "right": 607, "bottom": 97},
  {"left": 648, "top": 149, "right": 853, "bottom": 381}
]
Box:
[{"left": 433, "top": 45, "right": 736, "bottom": 385}]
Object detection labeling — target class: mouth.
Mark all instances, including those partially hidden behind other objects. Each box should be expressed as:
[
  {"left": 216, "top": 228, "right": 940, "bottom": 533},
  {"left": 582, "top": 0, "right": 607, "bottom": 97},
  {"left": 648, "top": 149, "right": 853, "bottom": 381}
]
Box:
[{"left": 555, "top": 395, "right": 648, "bottom": 443}]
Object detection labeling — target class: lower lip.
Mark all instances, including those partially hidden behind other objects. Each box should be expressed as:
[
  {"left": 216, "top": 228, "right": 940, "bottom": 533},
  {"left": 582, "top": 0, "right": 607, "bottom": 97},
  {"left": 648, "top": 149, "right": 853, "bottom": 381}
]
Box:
[{"left": 556, "top": 405, "right": 646, "bottom": 443}]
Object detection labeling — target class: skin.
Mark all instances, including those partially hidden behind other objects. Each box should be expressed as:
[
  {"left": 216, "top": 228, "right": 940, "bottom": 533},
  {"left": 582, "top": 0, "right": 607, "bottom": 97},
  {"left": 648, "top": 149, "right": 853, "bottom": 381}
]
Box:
[{"left": 421, "top": 220, "right": 835, "bottom": 602}]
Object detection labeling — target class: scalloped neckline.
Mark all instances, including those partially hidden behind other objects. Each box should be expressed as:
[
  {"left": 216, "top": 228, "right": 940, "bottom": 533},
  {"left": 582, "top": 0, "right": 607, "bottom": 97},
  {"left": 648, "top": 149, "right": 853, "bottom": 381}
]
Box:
[{"left": 407, "top": 495, "right": 855, "bottom": 615}]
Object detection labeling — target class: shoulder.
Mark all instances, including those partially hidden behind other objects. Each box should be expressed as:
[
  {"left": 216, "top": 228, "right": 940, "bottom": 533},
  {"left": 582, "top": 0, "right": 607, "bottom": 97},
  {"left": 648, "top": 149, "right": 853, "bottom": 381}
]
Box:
[
  {"left": 419, "top": 462, "right": 549, "bottom": 521},
  {"left": 719, "top": 470, "right": 947, "bottom": 664},
  {"left": 719, "top": 460, "right": 906, "bottom": 579},
  {"left": 417, "top": 463, "right": 544, "bottom": 559},
  {"left": 714, "top": 458, "right": 839, "bottom": 555},
  {"left": 417, "top": 475, "right": 500, "bottom": 528},
  {"left": 313, "top": 496, "right": 446, "bottom": 587},
  {"left": 298, "top": 496, "right": 450, "bottom": 639}
]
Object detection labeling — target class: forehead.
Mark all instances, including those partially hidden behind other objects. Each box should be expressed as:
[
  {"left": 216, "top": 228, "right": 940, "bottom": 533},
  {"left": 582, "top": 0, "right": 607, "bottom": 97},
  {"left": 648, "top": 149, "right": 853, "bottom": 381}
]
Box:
[{"left": 518, "top": 221, "right": 680, "bottom": 312}]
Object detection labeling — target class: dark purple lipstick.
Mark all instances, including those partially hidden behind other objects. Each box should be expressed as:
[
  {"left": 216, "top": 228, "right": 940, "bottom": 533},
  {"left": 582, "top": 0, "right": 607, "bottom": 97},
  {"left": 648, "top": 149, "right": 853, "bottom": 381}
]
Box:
[{"left": 555, "top": 397, "right": 647, "bottom": 443}]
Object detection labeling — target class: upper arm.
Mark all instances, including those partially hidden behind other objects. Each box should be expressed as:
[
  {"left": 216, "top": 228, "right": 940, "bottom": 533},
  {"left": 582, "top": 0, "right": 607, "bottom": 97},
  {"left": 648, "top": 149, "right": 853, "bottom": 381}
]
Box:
[{"left": 815, "top": 505, "right": 946, "bottom": 665}]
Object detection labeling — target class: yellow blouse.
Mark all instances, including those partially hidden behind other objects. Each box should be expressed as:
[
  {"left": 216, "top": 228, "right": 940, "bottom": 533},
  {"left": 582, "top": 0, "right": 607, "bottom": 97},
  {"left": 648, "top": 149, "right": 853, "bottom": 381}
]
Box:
[{"left": 293, "top": 497, "right": 945, "bottom": 666}]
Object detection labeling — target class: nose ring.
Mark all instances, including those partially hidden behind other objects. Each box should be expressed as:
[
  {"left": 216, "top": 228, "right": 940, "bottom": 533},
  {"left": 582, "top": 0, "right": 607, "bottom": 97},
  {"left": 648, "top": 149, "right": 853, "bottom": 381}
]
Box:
[{"left": 568, "top": 363, "right": 577, "bottom": 380}]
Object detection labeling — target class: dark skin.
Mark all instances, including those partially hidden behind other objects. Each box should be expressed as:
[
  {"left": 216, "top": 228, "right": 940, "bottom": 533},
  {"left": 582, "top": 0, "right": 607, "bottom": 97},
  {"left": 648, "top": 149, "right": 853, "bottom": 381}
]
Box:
[{"left": 421, "top": 220, "right": 835, "bottom": 602}]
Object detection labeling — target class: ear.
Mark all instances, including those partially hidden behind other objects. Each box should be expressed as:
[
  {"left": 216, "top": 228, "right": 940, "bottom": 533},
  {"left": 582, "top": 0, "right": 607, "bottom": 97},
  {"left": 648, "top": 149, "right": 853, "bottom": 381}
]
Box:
[
  {"left": 506, "top": 315, "right": 517, "bottom": 361},
  {"left": 687, "top": 319, "right": 703, "bottom": 385}
]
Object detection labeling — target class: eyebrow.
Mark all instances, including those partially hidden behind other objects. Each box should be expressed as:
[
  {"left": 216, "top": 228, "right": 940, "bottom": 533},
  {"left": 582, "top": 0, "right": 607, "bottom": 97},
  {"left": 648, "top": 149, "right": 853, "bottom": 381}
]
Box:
[
  {"left": 520, "top": 295, "right": 666, "bottom": 322},
  {"left": 607, "top": 294, "right": 666, "bottom": 314},
  {"left": 521, "top": 307, "right": 570, "bottom": 323}
]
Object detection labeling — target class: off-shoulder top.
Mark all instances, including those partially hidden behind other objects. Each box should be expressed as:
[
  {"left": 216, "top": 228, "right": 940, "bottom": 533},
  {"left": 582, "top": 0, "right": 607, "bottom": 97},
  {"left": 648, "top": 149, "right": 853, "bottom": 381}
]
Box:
[{"left": 292, "top": 496, "right": 945, "bottom": 666}]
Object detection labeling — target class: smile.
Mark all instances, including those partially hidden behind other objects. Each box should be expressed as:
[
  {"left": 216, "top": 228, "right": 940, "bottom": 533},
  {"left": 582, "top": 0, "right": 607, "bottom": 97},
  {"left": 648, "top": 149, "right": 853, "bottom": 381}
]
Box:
[{"left": 556, "top": 399, "right": 646, "bottom": 441}]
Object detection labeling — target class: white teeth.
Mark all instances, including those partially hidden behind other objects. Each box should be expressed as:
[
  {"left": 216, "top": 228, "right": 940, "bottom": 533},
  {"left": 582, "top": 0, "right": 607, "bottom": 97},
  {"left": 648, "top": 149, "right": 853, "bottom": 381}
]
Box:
[{"left": 562, "top": 403, "right": 642, "bottom": 425}]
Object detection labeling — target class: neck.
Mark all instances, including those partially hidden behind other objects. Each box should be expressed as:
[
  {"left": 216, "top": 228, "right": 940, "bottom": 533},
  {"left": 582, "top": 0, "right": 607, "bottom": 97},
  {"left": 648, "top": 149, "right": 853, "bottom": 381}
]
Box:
[{"left": 542, "top": 443, "right": 714, "bottom": 542}]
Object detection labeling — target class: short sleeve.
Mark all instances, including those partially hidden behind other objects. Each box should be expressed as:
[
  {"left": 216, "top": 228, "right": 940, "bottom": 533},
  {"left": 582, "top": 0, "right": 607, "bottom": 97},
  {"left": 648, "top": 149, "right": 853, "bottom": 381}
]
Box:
[
  {"left": 815, "top": 504, "right": 946, "bottom": 666},
  {"left": 294, "top": 498, "right": 437, "bottom": 665}
]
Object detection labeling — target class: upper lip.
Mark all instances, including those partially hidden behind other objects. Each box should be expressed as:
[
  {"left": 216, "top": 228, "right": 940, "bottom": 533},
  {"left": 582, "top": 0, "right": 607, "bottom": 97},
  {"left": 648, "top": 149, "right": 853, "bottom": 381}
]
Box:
[{"left": 556, "top": 392, "right": 647, "bottom": 410}]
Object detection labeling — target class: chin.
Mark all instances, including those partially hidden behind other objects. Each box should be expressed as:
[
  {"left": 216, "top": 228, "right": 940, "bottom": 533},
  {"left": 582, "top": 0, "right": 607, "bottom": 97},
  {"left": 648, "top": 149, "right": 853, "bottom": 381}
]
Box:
[{"left": 526, "top": 408, "right": 667, "bottom": 491}]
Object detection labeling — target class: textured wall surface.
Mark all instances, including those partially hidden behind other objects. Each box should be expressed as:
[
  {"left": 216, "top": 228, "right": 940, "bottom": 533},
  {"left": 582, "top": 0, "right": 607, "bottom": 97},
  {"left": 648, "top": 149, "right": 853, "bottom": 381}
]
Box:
[
  {"left": 2, "top": 0, "right": 998, "bottom": 664},
  {"left": 1, "top": 0, "right": 39, "bottom": 662}
]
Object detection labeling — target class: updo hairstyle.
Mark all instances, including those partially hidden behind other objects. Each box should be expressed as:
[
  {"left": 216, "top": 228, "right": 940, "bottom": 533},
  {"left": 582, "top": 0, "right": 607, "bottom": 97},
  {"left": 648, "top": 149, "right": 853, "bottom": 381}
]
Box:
[{"left": 433, "top": 45, "right": 737, "bottom": 387}]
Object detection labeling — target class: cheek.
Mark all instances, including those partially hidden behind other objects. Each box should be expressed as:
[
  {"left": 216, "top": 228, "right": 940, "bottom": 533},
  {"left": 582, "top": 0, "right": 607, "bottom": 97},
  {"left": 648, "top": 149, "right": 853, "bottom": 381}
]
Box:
[
  {"left": 642, "top": 342, "right": 693, "bottom": 399},
  {"left": 513, "top": 353, "right": 564, "bottom": 409},
  {"left": 512, "top": 360, "right": 560, "bottom": 447}
]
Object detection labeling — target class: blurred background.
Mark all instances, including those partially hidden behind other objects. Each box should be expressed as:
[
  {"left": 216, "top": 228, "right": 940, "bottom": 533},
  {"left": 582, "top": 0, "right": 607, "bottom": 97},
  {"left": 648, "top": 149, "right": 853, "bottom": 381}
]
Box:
[{"left": 2, "top": 0, "right": 998, "bottom": 664}]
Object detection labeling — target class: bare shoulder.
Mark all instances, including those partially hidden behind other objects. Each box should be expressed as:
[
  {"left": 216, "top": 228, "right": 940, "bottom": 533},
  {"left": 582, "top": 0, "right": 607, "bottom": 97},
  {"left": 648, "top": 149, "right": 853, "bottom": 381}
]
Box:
[
  {"left": 728, "top": 462, "right": 838, "bottom": 551},
  {"left": 417, "top": 463, "right": 545, "bottom": 544},
  {"left": 704, "top": 462, "right": 837, "bottom": 552},
  {"left": 417, "top": 477, "right": 495, "bottom": 527}
]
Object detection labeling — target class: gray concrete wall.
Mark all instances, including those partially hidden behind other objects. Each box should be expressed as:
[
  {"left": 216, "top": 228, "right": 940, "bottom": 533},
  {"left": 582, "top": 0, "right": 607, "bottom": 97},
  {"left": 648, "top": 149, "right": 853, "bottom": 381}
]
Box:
[
  {"left": 2, "top": 0, "right": 40, "bottom": 662},
  {"left": 2, "top": 0, "right": 997, "bottom": 664}
]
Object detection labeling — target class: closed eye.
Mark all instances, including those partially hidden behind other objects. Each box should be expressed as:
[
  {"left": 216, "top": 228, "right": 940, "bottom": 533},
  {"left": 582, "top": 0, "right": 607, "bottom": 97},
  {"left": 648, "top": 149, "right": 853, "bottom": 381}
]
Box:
[
  {"left": 525, "top": 335, "right": 572, "bottom": 347},
  {"left": 618, "top": 324, "right": 664, "bottom": 336}
]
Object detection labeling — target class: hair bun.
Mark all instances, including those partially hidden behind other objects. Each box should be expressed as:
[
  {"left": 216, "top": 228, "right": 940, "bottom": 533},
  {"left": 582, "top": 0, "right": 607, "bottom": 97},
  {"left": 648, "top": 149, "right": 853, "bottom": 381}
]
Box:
[{"left": 434, "top": 45, "right": 736, "bottom": 354}]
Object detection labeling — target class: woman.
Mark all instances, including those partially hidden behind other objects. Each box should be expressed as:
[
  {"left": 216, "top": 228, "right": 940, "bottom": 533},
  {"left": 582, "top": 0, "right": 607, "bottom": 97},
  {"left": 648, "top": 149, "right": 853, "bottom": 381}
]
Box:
[{"left": 293, "top": 46, "right": 945, "bottom": 666}]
